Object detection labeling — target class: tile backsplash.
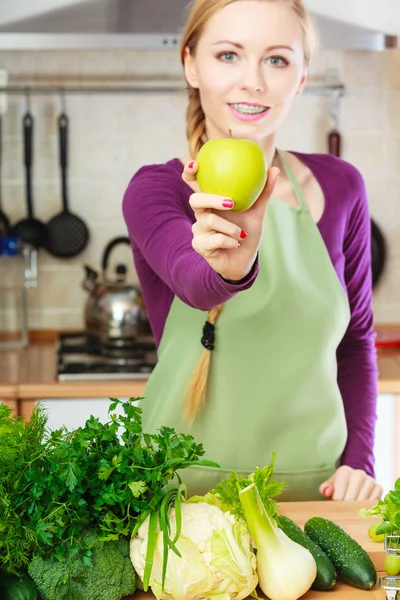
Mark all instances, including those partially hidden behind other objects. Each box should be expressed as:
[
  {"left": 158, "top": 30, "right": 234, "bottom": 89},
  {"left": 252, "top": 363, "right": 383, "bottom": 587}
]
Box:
[{"left": 0, "top": 47, "right": 399, "bottom": 330}]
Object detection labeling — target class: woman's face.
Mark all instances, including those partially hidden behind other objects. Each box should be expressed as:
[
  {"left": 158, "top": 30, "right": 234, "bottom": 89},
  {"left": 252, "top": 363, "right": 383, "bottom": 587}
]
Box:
[{"left": 184, "top": 0, "right": 308, "bottom": 144}]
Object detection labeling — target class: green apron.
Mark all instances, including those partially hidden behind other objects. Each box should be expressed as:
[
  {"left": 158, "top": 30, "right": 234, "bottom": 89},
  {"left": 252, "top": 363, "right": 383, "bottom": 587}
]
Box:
[{"left": 141, "top": 150, "right": 351, "bottom": 501}]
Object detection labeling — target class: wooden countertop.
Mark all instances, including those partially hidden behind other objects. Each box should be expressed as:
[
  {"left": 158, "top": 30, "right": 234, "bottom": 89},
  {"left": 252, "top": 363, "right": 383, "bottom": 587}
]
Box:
[
  {"left": 3, "top": 327, "right": 400, "bottom": 402},
  {"left": 129, "top": 577, "right": 388, "bottom": 599},
  {"left": 0, "top": 342, "right": 149, "bottom": 402}
]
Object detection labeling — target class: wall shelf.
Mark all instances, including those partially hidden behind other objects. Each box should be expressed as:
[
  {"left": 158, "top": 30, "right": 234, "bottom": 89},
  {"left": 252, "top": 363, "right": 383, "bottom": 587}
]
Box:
[{"left": 0, "top": 83, "right": 346, "bottom": 97}]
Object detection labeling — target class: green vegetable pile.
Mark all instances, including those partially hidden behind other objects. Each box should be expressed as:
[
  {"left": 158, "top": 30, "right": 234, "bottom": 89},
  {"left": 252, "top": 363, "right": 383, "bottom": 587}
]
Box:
[
  {"left": 0, "top": 397, "right": 216, "bottom": 600},
  {"left": 129, "top": 457, "right": 288, "bottom": 600},
  {"left": 131, "top": 456, "right": 323, "bottom": 600},
  {"left": 2, "top": 397, "right": 376, "bottom": 600},
  {"left": 132, "top": 455, "right": 377, "bottom": 600}
]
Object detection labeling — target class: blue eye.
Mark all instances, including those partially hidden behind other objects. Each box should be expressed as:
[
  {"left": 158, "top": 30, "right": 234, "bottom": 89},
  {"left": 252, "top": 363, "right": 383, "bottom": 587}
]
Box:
[
  {"left": 267, "top": 56, "right": 288, "bottom": 67},
  {"left": 217, "top": 52, "right": 238, "bottom": 62}
]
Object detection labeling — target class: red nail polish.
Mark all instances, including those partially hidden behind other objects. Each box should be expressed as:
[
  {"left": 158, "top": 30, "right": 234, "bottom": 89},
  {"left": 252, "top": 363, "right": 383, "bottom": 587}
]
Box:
[
  {"left": 240, "top": 230, "right": 247, "bottom": 239},
  {"left": 188, "top": 161, "right": 195, "bottom": 169},
  {"left": 222, "top": 199, "right": 234, "bottom": 208},
  {"left": 237, "top": 241, "right": 241, "bottom": 248},
  {"left": 322, "top": 486, "right": 331, "bottom": 497}
]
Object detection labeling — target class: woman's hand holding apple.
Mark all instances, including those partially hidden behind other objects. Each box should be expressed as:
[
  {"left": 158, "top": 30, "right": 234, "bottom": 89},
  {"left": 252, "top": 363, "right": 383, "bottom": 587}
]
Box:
[{"left": 182, "top": 160, "right": 279, "bottom": 281}]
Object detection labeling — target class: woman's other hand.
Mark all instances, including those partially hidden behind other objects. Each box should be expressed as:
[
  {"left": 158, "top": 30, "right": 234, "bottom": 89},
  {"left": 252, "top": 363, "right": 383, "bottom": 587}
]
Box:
[
  {"left": 319, "top": 465, "right": 383, "bottom": 501},
  {"left": 182, "top": 160, "right": 280, "bottom": 281}
]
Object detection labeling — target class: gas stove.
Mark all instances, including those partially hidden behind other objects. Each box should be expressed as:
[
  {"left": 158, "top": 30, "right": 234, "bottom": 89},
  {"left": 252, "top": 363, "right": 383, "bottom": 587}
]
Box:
[{"left": 56, "top": 332, "right": 157, "bottom": 381}]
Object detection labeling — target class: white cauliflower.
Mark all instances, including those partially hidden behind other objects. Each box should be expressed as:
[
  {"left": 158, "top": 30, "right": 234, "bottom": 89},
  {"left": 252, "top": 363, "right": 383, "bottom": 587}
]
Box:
[{"left": 130, "top": 501, "right": 258, "bottom": 600}]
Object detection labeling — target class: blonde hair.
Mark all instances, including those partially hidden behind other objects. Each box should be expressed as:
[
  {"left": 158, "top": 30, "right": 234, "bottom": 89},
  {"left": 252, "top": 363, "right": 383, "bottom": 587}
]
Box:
[
  {"left": 181, "top": 0, "right": 317, "bottom": 158},
  {"left": 181, "top": 0, "right": 317, "bottom": 423}
]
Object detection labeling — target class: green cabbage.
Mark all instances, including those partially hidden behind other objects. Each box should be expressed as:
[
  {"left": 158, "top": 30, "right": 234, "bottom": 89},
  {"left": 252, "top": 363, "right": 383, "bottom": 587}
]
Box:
[{"left": 130, "top": 501, "right": 258, "bottom": 600}]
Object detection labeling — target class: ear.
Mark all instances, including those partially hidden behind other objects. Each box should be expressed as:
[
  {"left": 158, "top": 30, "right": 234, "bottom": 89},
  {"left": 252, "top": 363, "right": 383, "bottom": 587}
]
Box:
[
  {"left": 183, "top": 46, "right": 200, "bottom": 89},
  {"left": 295, "top": 71, "right": 308, "bottom": 96}
]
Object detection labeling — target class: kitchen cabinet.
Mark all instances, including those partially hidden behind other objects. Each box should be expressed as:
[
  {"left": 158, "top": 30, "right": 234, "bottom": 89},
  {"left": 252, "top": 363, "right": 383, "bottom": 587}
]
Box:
[
  {"left": 0, "top": 398, "right": 17, "bottom": 412},
  {"left": 38, "top": 396, "right": 137, "bottom": 431},
  {"left": 304, "top": 0, "right": 400, "bottom": 37},
  {"left": 0, "top": 0, "right": 398, "bottom": 53}
]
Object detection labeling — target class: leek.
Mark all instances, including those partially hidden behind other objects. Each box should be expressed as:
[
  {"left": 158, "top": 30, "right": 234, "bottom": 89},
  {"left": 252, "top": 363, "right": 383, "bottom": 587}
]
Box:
[{"left": 239, "top": 483, "right": 317, "bottom": 600}]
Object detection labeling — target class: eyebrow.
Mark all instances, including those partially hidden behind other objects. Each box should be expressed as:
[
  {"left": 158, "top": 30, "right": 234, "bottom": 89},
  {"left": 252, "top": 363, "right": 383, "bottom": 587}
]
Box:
[{"left": 212, "top": 40, "right": 294, "bottom": 52}]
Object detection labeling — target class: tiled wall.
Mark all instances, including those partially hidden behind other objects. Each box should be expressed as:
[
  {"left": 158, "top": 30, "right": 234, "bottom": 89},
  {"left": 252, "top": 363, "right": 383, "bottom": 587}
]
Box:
[{"left": 0, "top": 47, "right": 398, "bottom": 330}]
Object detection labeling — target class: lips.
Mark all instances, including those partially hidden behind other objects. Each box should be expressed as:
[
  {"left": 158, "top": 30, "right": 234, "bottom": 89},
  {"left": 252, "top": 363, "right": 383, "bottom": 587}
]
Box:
[
  {"left": 227, "top": 103, "right": 271, "bottom": 122},
  {"left": 229, "top": 102, "right": 270, "bottom": 115}
]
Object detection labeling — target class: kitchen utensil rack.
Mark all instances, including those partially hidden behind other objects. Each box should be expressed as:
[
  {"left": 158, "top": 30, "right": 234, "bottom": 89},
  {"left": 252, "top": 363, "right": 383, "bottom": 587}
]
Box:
[
  {"left": 381, "top": 577, "right": 400, "bottom": 600},
  {"left": 381, "top": 535, "right": 400, "bottom": 598},
  {"left": 385, "top": 534, "right": 400, "bottom": 555},
  {"left": 0, "top": 81, "right": 345, "bottom": 97}
]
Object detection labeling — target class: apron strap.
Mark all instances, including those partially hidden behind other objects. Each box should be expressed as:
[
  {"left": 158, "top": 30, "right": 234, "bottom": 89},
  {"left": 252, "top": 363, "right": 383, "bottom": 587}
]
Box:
[{"left": 277, "top": 149, "right": 308, "bottom": 212}]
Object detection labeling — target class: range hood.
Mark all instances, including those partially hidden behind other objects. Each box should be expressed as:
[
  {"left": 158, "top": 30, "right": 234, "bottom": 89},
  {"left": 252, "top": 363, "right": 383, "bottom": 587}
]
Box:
[{"left": 0, "top": 0, "right": 395, "bottom": 51}]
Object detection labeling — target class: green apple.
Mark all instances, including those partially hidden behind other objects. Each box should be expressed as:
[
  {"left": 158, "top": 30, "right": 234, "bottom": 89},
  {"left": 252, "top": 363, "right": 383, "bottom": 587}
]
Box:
[
  {"left": 196, "top": 137, "right": 267, "bottom": 212},
  {"left": 385, "top": 554, "right": 400, "bottom": 576},
  {"left": 367, "top": 522, "right": 385, "bottom": 543}
]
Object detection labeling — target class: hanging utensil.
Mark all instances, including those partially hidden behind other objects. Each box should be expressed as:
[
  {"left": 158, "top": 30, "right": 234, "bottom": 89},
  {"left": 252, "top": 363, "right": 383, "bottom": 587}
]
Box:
[
  {"left": 9, "top": 92, "right": 48, "bottom": 248},
  {"left": 371, "top": 218, "right": 386, "bottom": 288},
  {"left": 0, "top": 115, "right": 11, "bottom": 237},
  {"left": 45, "top": 91, "right": 89, "bottom": 258},
  {"left": 326, "top": 88, "right": 386, "bottom": 289},
  {"left": 327, "top": 88, "right": 341, "bottom": 157}
]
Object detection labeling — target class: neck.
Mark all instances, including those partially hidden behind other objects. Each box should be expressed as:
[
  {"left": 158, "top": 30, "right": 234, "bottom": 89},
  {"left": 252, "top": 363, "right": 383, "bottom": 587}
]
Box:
[
  {"left": 261, "top": 138, "right": 278, "bottom": 171},
  {"left": 267, "top": 146, "right": 278, "bottom": 170}
]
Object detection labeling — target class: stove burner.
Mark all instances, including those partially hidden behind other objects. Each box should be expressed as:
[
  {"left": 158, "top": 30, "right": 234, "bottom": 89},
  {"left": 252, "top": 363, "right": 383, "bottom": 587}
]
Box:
[
  {"left": 101, "top": 338, "right": 153, "bottom": 360},
  {"left": 56, "top": 332, "right": 157, "bottom": 381},
  {"left": 63, "top": 363, "right": 153, "bottom": 375}
]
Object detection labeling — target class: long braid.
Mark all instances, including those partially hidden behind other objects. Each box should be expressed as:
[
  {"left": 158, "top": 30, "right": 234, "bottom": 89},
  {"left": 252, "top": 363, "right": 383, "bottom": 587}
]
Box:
[
  {"left": 184, "top": 305, "right": 224, "bottom": 424},
  {"left": 184, "top": 85, "right": 224, "bottom": 424},
  {"left": 186, "top": 87, "right": 208, "bottom": 159}
]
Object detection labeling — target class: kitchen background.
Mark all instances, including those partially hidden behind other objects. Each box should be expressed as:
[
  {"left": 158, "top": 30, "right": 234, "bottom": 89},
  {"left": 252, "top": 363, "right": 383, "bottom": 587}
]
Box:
[
  {"left": 0, "top": 2, "right": 400, "bottom": 495},
  {"left": 0, "top": 44, "right": 398, "bottom": 330}
]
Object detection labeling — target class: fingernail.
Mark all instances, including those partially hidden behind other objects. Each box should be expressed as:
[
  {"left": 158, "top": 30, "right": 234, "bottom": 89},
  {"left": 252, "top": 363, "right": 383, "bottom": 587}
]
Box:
[
  {"left": 222, "top": 199, "right": 234, "bottom": 208},
  {"left": 236, "top": 241, "right": 241, "bottom": 248},
  {"left": 188, "top": 161, "right": 195, "bottom": 169},
  {"left": 322, "top": 486, "right": 331, "bottom": 497},
  {"left": 240, "top": 230, "right": 247, "bottom": 239}
]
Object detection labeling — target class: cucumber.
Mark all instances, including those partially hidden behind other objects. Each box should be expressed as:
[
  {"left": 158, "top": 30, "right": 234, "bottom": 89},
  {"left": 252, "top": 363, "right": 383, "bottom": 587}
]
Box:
[
  {"left": 276, "top": 515, "right": 337, "bottom": 591},
  {"left": 304, "top": 517, "right": 377, "bottom": 590}
]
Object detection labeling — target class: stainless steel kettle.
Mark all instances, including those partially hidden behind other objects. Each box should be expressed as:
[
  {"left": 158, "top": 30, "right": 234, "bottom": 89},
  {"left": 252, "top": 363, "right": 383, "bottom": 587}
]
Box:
[{"left": 82, "top": 236, "right": 150, "bottom": 341}]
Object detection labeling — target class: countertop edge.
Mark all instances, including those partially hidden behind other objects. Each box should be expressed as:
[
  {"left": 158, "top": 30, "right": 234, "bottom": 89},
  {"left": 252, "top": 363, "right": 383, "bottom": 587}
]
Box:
[
  {"left": 2, "top": 335, "right": 400, "bottom": 400},
  {"left": 16, "top": 380, "right": 148, "bottom": 399}
]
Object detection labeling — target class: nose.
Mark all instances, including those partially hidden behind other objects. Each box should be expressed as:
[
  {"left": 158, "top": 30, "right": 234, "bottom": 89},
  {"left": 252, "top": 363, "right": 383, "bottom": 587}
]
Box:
[{"left": 238, "top": 61, "right": 266, "bottom": 93}]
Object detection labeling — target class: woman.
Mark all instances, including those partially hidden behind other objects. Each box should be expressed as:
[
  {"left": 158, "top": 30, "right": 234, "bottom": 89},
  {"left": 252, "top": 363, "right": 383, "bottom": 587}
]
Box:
[{"left": 123, "top": 0, "right": 382, "bottom": 502}]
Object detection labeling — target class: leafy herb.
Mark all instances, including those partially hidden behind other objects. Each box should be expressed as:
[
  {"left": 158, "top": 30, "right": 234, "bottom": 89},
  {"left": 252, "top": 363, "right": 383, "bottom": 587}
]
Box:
[
  {"left": 0, "top": 397, "right": 218, "bottom": 577},
  {"left": 189, "top": 453, "right": 285, "bottom": 521},
  {"left": 361, "top": 478, "right": 400, "bottom": 534},
  {"left": 0, "top": 402, "right": 49, "bottom": 574}
]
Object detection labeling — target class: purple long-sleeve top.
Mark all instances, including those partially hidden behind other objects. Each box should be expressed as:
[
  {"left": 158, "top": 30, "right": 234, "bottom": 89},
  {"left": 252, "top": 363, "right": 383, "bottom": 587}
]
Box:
[{"left": 122, "top": 151, "right": 378, "bottom": 478}]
